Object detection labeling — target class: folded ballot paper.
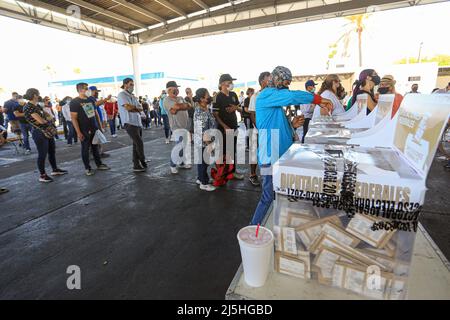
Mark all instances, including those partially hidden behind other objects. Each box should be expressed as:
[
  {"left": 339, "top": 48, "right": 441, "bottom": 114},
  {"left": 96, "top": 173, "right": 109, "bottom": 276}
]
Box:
[
  {"left": 306, "top": 94, "right": 395, "bottom": 145},
  {"left": 271, "top": 94, "right": 450, "bottom": 299}
]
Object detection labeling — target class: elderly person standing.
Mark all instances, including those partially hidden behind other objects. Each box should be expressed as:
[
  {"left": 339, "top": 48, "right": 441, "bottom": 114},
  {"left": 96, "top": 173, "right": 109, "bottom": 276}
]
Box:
[
  {"left": 117, "top": 78, "right": 147, "bottom": 173},
  {"left": 377, "top": 75, "right": 404, "bottom": 118},
  {"left": 163, "top": 81, "right": 192, "bottom": 174}
]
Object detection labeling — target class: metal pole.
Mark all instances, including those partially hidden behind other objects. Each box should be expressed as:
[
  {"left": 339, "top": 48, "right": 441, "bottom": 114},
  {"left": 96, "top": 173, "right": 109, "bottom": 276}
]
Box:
[{"left": 130, "top": 43, "right": 142, "bottom": 97}]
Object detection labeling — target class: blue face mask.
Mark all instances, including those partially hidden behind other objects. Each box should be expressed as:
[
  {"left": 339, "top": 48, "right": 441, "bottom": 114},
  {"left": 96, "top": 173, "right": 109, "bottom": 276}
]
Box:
[{"left": 310, "top": 88, "right": 316, "bottom": 93}]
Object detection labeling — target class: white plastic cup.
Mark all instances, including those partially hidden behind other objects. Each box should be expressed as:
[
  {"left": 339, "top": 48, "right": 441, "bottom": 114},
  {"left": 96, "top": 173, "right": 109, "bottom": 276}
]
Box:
[{"left": 237, "top": 225, "right": 274, "bottom": 287}]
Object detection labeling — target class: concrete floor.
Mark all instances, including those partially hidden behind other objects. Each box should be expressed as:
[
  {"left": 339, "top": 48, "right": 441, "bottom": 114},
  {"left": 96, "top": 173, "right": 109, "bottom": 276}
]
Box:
[{"left": 0, "top": 126, "right": 448, "bottom": 299}]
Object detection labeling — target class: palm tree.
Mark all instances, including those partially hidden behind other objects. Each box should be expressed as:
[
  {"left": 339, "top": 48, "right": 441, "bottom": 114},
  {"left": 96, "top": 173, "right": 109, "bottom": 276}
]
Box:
[{"left": 328, "top": 14, "right": 370, "bottom": 68}]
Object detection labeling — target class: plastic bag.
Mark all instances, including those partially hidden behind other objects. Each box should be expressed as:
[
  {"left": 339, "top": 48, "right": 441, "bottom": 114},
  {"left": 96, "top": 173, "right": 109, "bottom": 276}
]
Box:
[{"left": 92, "top": 129, "right": 108, "bottom": 145}]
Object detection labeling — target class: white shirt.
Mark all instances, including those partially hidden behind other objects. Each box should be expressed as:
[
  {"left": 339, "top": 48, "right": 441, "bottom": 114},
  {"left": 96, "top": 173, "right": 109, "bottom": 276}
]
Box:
[
  {"left": 248, "top": 91, "right": 260, "bottom": 112},
  {"left": 62, "top": 103, "right": 71, "bottom": 121},
  {"left": 320, "top": 90, "right": 345, "bottom": 116}
]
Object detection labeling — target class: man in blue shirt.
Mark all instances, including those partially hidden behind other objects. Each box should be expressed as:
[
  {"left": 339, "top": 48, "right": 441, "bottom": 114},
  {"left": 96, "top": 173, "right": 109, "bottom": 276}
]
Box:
[
  {"left": 3, "top": 92, "right": 20, "bottom": 134},
  {"left": 250, "top": 66, "right": 332, "bottom": 225}
]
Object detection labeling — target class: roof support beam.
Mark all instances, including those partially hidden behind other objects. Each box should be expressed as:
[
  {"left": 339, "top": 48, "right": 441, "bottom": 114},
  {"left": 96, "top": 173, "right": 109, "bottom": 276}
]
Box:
[
  {"left": 19, "top": 0, "right": 128, "bottom": 33},
  {"left": 110, "top": 0, "right": 165, "bottom": 23},
  {"left": 151, "top": 0, "right": 434, "bottom": 43},
  {"left": 154, "top": 0, "right": 187, "bottom": 17},
  {"left": 192, "top": 0, "right": 210, "bottom": 11},
  {"left": 64, "top": 0, "right": 147, "bottom": 29}
]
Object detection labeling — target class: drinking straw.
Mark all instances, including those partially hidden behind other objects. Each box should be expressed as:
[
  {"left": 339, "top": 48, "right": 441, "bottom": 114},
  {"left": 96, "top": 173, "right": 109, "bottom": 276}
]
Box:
[{"left": 255, "top": 223, "right": 260, "bottom": 238}]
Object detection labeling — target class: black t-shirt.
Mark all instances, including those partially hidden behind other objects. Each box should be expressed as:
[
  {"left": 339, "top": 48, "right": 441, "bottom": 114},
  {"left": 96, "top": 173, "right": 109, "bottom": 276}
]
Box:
[
  {"left": 69, "top": 97, "right": 98, "bottom": 133},
  {"left": 242, "top": 97, "right": 251, "bottom": 119},
  {"left": 212, "top": 91, "right": 239, "bottom": 130},
  {"left": 142, "top": 102, "right": 149, "bottom": 112}
]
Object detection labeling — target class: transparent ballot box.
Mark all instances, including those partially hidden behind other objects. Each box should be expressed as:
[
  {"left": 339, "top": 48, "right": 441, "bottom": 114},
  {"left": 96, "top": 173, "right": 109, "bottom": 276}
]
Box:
[{"left": 272, "top": 194, "right": 415, "bottom": 300}]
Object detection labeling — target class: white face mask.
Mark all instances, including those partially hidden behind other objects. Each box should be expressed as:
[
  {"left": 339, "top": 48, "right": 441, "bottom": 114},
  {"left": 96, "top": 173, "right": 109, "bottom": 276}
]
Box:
[
  {"left": 85, "top": 90, "right": 92, "bottom": 97},
  {"left": 127, "top": 86, "right": 134, "bottom": 94},
  {"left": 38, "top": 102, "right": 45, "bottom": 107}
]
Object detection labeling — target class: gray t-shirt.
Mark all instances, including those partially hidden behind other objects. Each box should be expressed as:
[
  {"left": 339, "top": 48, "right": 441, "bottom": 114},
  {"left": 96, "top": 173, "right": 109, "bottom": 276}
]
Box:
[{"left": 163, "top": 96, "right": 190, "bottom": 130}]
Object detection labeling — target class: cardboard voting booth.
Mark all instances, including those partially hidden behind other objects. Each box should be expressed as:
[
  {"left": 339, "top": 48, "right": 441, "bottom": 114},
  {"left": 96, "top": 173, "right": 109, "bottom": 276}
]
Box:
[
  {"left": 270, "top": 94, "right": 450, "bottom": 299},
  {"left": 306, "top": 94, "right": 395, "bottom": 146}
]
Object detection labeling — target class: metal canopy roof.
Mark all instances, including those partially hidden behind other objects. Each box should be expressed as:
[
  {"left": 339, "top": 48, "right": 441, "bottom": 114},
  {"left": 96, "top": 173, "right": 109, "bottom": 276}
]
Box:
[{"left": 0, "top": 0, "right": 446, "bottom": 45}]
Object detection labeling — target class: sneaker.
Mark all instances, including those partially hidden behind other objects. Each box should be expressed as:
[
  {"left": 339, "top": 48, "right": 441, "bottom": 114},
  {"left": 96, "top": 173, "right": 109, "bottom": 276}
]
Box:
[
  {"left": 39, "top": 174, "right": 54, "bottom": 183},
  {"left": 0, "top": 187, "right": 9, "bottom": 195},
  {"left": 196, "top": 179, "right": 202, "bottom": 185},
  {"left": 199, "top": 184, "right": 216, "bottom": 192},
  {"left": 85, "top": 169, "right": 95, "bottom": 176},
  {"left": 24, "top": 149, "right": 31, "bottom": 155},
  {"left": 180, "top": 164, "right": 192, "bottom": 169},
  {"left": 165, "top": 138, "right": 170, "bottom": 144},
  {"left": 51, "top": 168, "right": 68, "bottom": 176},
  {"left": 170, "top": 167, "right": 178, "bottom": 174},
  {"left": 133, "top": 166, "right": 146, "bottom": 172},
  {"left": 97, "top": 164, "right": 110, "bottom": 171},
  {"left": 249, "top": 175, "right": 261, "bottom": 186},
  {"left": 232, "top": 172, "right": 245, "bottom": 180},
  {"left": 112, "top": 134, "right": 118, "bottom": 138},
  {"left": 68, "top": 144, "right": 73, "bottom": 147}
]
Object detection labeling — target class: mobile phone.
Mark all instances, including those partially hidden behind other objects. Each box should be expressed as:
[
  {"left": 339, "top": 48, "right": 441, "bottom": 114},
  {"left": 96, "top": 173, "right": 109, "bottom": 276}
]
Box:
[{"left": 296, "top": 109, "right": 303, "bottom": 117}]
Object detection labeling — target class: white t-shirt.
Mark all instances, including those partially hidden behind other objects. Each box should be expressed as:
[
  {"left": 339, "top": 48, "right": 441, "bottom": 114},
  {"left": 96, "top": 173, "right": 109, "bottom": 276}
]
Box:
[
  {"left": 320, "top": 90, "right": 345, "bottom": 116},
  {"left": 248, "top": 91, "right": 259, "bottom": 112}
]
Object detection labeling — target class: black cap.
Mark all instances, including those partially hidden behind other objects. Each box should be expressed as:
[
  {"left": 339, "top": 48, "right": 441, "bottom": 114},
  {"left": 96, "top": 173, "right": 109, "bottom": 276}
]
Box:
[
  {"left": 166, "top": 81, "right": 180, "bottom": 88},
  {"left": 219, "top": 74, "right": 236, "bottom": 83},
  {"left": 121, "top": 77, "right": 134, "bottom": 89}
]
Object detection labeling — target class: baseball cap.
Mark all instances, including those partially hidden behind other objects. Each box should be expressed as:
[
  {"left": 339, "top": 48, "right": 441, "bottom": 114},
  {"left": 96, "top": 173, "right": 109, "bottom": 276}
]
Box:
[
  {"left": 88, "top": 86, "right": 100, "bottom": 92},
  {"left": 219, "top": 74, "right": 236, "bottom": 83},
  {"left": 166, "top": 81, "right": 180, "bottom": 88},
  {"left": 121, "top": 77, "right": 134, "bottom": 89},
  {"left": 305, "top": 80, "right": 318, "bottom": 88}
]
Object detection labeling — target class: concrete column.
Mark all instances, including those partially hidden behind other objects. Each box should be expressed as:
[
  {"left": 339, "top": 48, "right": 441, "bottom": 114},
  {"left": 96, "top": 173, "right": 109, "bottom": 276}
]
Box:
[{"left": 130, "top": 43, "right": 142, "bottom": 97}]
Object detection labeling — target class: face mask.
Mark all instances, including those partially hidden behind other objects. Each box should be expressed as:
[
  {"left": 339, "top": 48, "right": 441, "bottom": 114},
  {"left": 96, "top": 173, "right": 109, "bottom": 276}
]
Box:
[
  {"left": 85, "top": 90, "right": 92, "bottom": 97},
  {"left": 377, "top": 87, "right": 390, "bottom": 95},
  {"left": 66, "top": 99, "right": 72, "bottom": 104},
  {"left": 371, "top": 75, "right": 381, "bottom": 86},
  {"left": 309, "top": 88, "right": 316, "bottom": 93},
  {"left": 228, "top": 84, "right": 234, "bottom": 91},
  {"left": 173, "top": 89, "right": 179, "bottom": 96},
  {"left": 127, "top": 86, "right": 134, "bottom": 94}
]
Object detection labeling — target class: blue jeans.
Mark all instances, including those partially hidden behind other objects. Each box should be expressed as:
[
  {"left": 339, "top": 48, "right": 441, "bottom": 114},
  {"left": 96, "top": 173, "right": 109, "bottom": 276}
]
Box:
[
  {"left": 108, "top": 118, "right": 116, "bottom": 136},
  {"left": 197, "top": 147, "right": 209, "bottom": 185},
  {"left": 32, "top": 129, "right": 57, "bottom": 175},
  {"left": 66, "top": 121, "right": 78, "bottom": 145},
  {"left": 19, "top": 122, "right": 32, "bottom": 151},
  {"left": 250, "top": 166, "right": 274, "bottom": 225},
  {"left": 170, "top": 135, "right": 184, "bottom": 168},
  {"left": 161, "top": 114, "right": 171, "bottom": 139}
]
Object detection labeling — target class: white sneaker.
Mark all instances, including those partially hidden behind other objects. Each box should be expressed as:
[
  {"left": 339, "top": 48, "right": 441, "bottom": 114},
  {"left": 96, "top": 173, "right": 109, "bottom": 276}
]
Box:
[
  {"left": 200, "top": 184, "right": 216, "bottom": 192},
  {"left": 196, "top": 179, "right": 202, "bottom": 185},
  {"left": 165, "top": 138, "right": 170, "bottom": 144},
  {"left": 170, "top": 167, "right": 178, "bottom": 174},
  {"left": 112, "top": 134, "right": 117, "bottom": 138},
  {"left": 180, "top": 164, "right": 192, "bottom": 169}
]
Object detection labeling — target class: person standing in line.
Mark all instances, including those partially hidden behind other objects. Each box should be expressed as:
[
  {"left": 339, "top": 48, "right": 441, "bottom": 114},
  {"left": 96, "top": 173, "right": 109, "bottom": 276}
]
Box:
[
  {"left": 142, "top": 98, "right": 151, "bottom": 130},
  {"left": 243, "top": 87, "right": 260, "bottom": 187},
  {"left": 152, "top": 97, "right": 161, "bottom": 126},
  {"left": 13, "top": 95, "right": 32, "bottom": 154},
  {"left": 185, "top": 88, "right": 195, "bottom": 143},
  {"left": 406, "top": 83, "right": 420, "bottom": 95},
  {"left": 193, "top": 88, "right": 217, "bottom": 192},
  {"left": 212, "top": 74, "right": 245, "bottom": 184},
  {"left": 350, "top": 69, "right": 380, "bottom": 114},
  {"left": 299, "top": 80, "right": 318, "bottom": 143},
  {"left": 88, "top": 86, "right": 110, "bottom": 157},
  {"left": 248, "top": 72, "right": 271, "bottom": 186},
  {"left": 159, "top": 90, "right": 171, "bottom": 144},
  {"left": 43, "top": 96, "right": 59, "bottom": 140},
  {"left": 250, "top": 66, "right": 332, "bottom": 225},
  {"left": 3, "top": 92, "right": 20, "bottom": 135},
  {"left": 163, "top": 81, "right": 192, "bottom": 174},
  {"left": 23, "top": 88, "right": 68, "bottom": 182},
  {"left": 317, "top": 75, "right": 346, "bottom": 116},
  {"left": 61, "top": 96, "right": 77, "bottom": 146},
  {"left": 70, "top": 83, "right": 110, "bottom": 176},
  {"left": 104, "top": 96, "right": 118, "bottom": 137},
  {"left": 56, "top": 99, "right": 68, "bottom": 140},
  {"left": 377, "top": 75, "right": 404, "bottom": 118},
  {"left": 117, "top": 78, "right": 147, "bottom": 173}
]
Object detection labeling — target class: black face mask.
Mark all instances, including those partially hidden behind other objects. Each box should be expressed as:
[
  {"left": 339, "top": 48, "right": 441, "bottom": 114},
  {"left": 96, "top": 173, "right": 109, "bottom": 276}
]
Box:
[
  {"left": 371, "top": 75, "right": 381, "bottom": 86},
  {"left": 377, "top": 87, "right": 390, "bottom": 95},
  {"left": 206, "top": 97, "right": 213, "bottom": 104}
]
